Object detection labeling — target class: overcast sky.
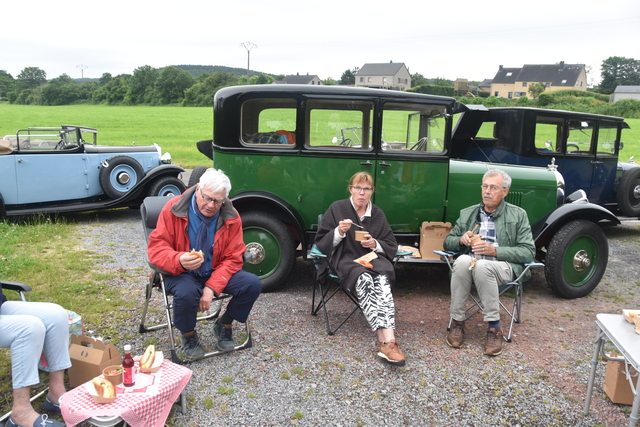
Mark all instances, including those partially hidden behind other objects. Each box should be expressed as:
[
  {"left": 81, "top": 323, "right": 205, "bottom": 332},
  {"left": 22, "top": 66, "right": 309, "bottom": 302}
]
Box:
[{"left": 2, "top": 0, "right": 639, "bottom": 86}]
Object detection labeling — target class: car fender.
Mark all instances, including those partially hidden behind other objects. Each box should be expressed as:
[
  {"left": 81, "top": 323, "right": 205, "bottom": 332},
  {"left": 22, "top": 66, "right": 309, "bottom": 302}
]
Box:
[
  {"left": 532, "top": 201, "right": 620, "bottom": 247},
  {"left": 231, "top": 191, "right": 307, "bottom": 249},
  {"left": 0, "top": 193, "right": 5, "bottom": 217},
  {"left": 104, "top": 164, "right": 185, "bottom": 206}
]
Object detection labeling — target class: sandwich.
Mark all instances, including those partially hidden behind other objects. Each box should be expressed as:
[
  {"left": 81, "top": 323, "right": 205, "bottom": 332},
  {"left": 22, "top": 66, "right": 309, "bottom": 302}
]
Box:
[{"left": 92, "top": 377, "right": 115, "bottom": 398}]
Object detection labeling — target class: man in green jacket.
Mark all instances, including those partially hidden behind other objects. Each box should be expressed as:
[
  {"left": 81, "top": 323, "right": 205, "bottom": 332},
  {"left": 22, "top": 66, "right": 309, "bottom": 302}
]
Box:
[{"left": 443, "top": 169, "right": 535, "bottom": 356}]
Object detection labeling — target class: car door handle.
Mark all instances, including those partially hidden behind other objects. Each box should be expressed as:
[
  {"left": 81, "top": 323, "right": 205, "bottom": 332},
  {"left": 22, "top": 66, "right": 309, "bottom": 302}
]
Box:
[
  {"left": 360, "top": 161, "right": 372, "bottom": 166},
  {"left": 379, "top": 161, "right": 391, "bottom": 167},
  {"left": 18, "top": 158, "right": 24, "bottom": 163}
]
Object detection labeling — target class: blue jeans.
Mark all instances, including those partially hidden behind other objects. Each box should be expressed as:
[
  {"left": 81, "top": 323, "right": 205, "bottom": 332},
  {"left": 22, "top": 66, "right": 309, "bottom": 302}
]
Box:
[
  {"left": 163, "top": 269, "right": 261, "bottom": 333},
  {"left": 0, "top": 301, "right": 72, "bottom": 389}
]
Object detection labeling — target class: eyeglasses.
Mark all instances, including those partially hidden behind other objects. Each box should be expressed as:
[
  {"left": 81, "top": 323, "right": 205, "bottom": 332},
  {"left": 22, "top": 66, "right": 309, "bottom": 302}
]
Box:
[
  {"left": 199, "top": 189, "right": 225, "bottom": 206},
  {"left": 481, "top": 184, "right": 505, "bottom": 192},
  {"left": 351, "top": 186, "right": 373, "bottom": 193}
]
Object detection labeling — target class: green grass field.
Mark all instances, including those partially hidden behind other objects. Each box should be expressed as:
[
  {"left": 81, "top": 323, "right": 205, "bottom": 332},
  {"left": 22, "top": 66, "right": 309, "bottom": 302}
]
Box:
[{"left": 1, "top": 103, "right": 638, "bottom": 168}]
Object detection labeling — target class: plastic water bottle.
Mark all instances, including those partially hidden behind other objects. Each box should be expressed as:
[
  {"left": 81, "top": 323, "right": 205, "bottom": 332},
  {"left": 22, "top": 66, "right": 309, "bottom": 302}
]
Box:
[{"left": 122, "top": 345, "right": 135, "bottom": 387}]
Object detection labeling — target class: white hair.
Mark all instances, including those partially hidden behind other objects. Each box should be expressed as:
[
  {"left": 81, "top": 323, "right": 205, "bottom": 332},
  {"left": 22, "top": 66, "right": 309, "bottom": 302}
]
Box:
[{"left": 199, "top": 168, "right": 231, "bottom": 197}]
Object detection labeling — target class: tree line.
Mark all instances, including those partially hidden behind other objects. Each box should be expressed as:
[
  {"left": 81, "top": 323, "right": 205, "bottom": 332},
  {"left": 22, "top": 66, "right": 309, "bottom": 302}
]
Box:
[{"left": 0, "top": 57, "right": 638, "bottom": 108}]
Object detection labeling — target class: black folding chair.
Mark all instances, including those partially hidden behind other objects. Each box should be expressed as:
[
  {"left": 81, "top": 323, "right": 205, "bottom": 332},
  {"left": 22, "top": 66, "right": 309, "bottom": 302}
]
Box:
[
  {"left": 435, "top": 250, "right": 543, "bottom": 342},
  {"left": 138, "top": 196, "right": 253, "bottom": 364},
  {"left": 310, "top": 243, "right": 411, "bottom": 336},
  {"left": 310, "top": 245, "right": 362, "bottom": 335}
]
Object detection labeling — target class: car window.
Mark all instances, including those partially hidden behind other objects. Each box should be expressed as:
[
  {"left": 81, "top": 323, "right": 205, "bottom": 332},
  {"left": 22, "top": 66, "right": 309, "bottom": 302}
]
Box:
[
  {"left": 381, "top": 103, "right": 446, "bottom": 153},
  {"left": 241, "top": 98, "right": 297, "bottom": 146},
  {"left": 534, "top": 116, "right": 563, "bottom": 154},
  {"left": 596, "top": 121, "right": 618, "bottom": 155},
  {"left": 566, "top": 119, "right": 594, "bottom": 155},
  {"left": 305, "top": 99, "right": 374, "bottom": 150}
]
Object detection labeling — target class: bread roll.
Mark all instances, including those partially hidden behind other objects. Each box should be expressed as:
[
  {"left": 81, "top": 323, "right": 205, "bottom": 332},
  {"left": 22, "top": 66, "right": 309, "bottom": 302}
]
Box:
[
  {"left": 188, "top": 249, "right": 204, "bottom": 259},
  {"left": 140, "top": 344, "right": 156, "bottom": 369},
  {"left": 623, "top": 309, "right": 640, "bottom": 323},
  {"left": 92, "top": 377, "right": 115, "bottom": 398}
]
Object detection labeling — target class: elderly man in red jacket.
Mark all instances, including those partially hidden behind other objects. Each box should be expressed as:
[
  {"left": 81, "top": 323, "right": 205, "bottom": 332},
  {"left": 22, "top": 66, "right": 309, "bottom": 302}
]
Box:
[{"left": 148, "top": 168, "right": 261, "bottom": 358}]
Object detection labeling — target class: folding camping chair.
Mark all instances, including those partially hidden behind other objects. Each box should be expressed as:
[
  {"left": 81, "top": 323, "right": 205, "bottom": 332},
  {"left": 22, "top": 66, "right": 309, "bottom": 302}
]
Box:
[
  {"left": 0, "top": 280, "right": 51, "bottom": 425},
  {"left": 435, "top": 250, "right": 543, "bottom": 342},
  {"left": 310, "top": 241, "right": 411, "bottom": 336},
  {"left": 138, "top": 196, "right": 253, "bottom": 364}
]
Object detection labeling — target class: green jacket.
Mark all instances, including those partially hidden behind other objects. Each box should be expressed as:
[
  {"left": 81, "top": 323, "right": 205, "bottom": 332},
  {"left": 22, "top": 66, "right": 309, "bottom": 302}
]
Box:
[{"left": 443, "top": 200, "right": 536, "bottom": 281}]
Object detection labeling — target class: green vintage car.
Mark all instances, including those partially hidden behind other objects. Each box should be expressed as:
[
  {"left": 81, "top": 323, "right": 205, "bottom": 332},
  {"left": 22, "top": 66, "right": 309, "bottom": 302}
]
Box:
[{"left": 192, "top": 85, "right": 619, "bottom": 298}]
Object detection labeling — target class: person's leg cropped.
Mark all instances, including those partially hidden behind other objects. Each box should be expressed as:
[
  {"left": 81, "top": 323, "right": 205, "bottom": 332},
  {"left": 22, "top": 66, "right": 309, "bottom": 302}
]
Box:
[
  {"left": 355, "top": 272, "right": 395, "bottom": 332},
  {"left": 163, "top": 274, "right": 207, "bottom": 358},
  {"left": 449, "top": 255, "right": 474, "bottom": 321},
  {"left": 213, "top": 269, "right": 261, "bottom": 351},
  {"left": 163, "top": 273, "right": 205, "bottom": 332},
  {"left": 472, "top": 260, "right": 513, "bottom": 322}
]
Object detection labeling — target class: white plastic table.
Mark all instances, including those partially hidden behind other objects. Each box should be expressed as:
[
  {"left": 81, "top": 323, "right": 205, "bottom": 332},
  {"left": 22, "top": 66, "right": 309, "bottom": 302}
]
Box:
[{"left": 584, "top": 313, "right": 640, "bottom": 426}]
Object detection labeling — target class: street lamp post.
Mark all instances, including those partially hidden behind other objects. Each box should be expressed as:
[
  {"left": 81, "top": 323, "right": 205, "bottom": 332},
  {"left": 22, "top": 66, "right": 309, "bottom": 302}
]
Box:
[{"left": 240, "top": 42, "right": 257, "bottom": 84}]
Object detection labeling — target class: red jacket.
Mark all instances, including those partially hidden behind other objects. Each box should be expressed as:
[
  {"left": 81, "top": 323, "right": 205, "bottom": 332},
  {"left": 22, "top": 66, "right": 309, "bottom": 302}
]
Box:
[{"left": 147, "top": 187, "right": 246, "bottom": 295}]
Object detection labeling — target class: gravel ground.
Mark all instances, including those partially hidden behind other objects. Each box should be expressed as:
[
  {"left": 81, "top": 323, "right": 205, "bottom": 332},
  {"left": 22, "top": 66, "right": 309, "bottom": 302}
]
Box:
[{"left": 72, "top": 206, "right": 640, "bottom": 427}]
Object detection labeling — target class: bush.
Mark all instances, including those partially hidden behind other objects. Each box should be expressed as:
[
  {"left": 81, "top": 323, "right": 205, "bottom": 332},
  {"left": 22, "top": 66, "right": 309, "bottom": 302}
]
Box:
[
  {"left": 407, "top": 84, "right": 454, "bottom": 97},
  {"left": 537, "top": 93, "right": 553, "bottom": 107}
]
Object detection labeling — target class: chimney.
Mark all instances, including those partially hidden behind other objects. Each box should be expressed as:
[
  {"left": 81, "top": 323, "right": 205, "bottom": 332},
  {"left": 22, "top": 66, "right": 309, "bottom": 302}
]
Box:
[
  {"left": 559, "top": 61, "right": 565, "bottom": 70},
  {"left": 499, "top": 65, "right": 503, "bottom": 71}
]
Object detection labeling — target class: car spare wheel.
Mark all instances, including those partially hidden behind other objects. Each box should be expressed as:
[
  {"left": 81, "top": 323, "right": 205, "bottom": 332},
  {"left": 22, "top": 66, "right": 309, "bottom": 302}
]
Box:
[
  {"left": 149, "top": 176, "right": 186, "bottom": 197},
  {"left": 187, "top": 166, "right": 208, "bottom": 188},
  {"left": 99, "top": 156, "right": 145, "bottom": 199},
  {"left": 616, "top": 167, "right": 640, "bottom": 217}
]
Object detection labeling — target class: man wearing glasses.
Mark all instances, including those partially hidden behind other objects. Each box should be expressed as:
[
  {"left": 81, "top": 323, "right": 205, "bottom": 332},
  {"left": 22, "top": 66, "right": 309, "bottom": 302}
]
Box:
[
  {"left": 443, "top": 169, "right": 535, "bottom": 356},
  {"left": 148, "top": 168, "right": 261, "bottom": 358}
]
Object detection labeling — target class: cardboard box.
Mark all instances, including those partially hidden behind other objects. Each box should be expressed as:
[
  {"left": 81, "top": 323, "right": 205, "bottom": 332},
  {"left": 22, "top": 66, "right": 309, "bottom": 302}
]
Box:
[
  {"left": 604, "top": 351, "right": 639, "bottom": 405},
  {"left": 68, "top": 335, "right": 121, "bottom": 388},
  {"left": 39, "top": 310, "right": 84, "bottom": 372},
  {"left": 419, "top": 221, "right": 453, "bottom": 260}
]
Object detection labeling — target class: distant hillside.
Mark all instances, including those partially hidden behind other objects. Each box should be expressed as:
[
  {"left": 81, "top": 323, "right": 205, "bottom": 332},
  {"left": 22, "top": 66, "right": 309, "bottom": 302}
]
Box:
[{"left": 170, "top": 65, "right": 278, "bottom": 79}]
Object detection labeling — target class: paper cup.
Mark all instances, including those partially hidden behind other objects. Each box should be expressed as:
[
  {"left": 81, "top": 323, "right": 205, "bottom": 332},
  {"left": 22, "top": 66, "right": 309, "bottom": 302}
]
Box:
[
  {"left": 470, "top": 234, "right": 482, "bottom": 245},
  {"left": 354, "top": 230, "right": 368, "bottom": 241},
  {"left": 102, "top": 365, "right": 123, "bottom": 386}
]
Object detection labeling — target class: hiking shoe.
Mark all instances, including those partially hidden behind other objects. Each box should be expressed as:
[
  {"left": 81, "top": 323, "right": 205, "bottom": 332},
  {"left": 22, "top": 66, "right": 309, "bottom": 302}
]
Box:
[
  {"left": 484, "top": 327, "right": 504, "bottom": 356},
  {"left": 6, "top": 414, "right": 65, "bottom": 427},
  {"left": 181, "top": 331, "right": 205, "bottom": 359},
  {"left": 43, "top": 396, "right": 61, "bottom": 412},
  {"left": 446, "top": 320, "right": 465, "bottom": 348},
  {"left": 377, "top": 340, "right": 406, "bottom": 366},
  {"left": 213, "top": 320, "right": 235, "bottom": 351}
]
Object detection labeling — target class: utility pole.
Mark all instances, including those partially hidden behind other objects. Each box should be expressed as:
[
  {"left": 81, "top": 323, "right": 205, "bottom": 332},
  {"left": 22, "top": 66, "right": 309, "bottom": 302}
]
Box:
[
  {"left": 240, "top": 42, "right": 257, "bottom": 84},
  {"left": 76, "top": 64, "right": 88, "bottom": 82}
]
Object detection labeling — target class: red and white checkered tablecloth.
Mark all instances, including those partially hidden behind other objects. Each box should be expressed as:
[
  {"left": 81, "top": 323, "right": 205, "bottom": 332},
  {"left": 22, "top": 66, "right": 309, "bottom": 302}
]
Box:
[{"left": 60, "top": 359, "right": 192, "bottom": 427}]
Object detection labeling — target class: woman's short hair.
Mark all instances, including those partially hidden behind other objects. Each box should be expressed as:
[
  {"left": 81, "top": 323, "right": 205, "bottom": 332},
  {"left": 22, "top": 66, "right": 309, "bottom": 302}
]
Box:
[
  {"left": 348, "top": 171, "right": 374, "bottom": 193},
  {"left": 199, "top": 168, "right": 232, "bottom": 197}
]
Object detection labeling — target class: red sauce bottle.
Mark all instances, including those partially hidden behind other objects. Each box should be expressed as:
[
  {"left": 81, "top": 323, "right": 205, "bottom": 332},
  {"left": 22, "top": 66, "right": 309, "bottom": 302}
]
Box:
[{"left": 122, "top": 345, "right": 135, "bottom": 387}]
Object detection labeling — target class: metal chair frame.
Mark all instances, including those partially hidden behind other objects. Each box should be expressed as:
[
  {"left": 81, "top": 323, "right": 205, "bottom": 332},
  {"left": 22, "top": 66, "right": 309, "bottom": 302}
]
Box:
[
  {"left": 435, "top": 250, "right": 543, "bottom": 342},
  {"left": 138, "top": 196, "right": 252, "bottom": 364}
]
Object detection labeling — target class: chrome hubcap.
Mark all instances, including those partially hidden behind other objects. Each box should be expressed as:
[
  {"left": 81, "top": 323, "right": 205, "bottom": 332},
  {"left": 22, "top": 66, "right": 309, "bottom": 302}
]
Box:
[{"left": 573, "top": 250, "right": 591, "bottom": 271}]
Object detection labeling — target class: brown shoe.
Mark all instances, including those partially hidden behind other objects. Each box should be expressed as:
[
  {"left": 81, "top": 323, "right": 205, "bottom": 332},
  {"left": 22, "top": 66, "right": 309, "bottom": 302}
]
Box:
[
  {"left": 446, "top": 320, "right": 465, "bottom": 348},
  {"left": 378, "top": 340, "right": 406, "bottom": 366},
  {"left": 484, "top": 327, "right": 504, "bottom": 356}
]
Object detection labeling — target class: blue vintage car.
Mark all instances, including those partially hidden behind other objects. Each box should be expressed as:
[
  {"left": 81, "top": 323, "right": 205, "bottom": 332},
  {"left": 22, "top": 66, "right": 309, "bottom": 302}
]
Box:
[
  {"left": 452, "top": 106, "right": 640, "bottom": 217},
  {"left": 0, "top": 125, "right": 186, "bottom": 216}
]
